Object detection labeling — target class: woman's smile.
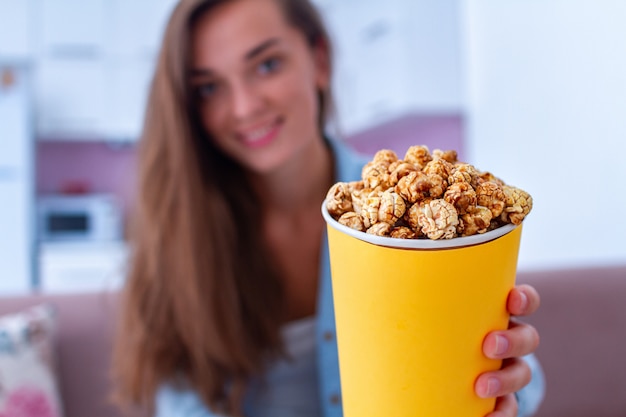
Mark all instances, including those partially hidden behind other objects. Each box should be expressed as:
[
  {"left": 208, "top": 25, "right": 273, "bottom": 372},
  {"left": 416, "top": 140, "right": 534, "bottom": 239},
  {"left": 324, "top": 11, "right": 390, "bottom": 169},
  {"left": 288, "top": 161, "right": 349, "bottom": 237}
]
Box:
[{"left": 237, "top": 117, "right": 284, "bottom": 148}]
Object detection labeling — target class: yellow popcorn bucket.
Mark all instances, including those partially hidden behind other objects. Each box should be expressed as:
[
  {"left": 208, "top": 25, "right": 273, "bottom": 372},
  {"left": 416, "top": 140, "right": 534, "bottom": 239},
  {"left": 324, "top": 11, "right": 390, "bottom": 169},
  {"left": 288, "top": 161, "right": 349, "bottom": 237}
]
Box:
[{"left": 322, "top": 204, "right": 523, "bottom": 417}]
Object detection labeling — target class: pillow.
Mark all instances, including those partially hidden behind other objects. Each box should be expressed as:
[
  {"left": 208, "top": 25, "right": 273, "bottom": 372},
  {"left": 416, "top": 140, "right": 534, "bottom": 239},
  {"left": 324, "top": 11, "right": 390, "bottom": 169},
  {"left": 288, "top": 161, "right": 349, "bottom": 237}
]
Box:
[{"left": 0, "top": 304, "right": 64, "bottom": 417}]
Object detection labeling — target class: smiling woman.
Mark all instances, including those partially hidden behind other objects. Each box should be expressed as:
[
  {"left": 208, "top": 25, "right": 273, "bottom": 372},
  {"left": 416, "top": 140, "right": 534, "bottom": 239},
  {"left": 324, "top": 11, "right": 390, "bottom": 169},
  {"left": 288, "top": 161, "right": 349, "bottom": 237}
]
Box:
[
  {"left": 111, "top": 1, "right": 544, "bottom": 417},
  {"left": 188, "top": 0, "right": 329, "bottom": 174}
]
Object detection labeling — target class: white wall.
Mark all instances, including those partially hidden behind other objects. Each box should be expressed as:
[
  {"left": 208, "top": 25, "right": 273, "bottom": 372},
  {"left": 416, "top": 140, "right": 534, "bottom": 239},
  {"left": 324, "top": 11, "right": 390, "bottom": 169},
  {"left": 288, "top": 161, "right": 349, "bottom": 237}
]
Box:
[{"left": 462, "top": 0, "right": 626, "bottom": 271}]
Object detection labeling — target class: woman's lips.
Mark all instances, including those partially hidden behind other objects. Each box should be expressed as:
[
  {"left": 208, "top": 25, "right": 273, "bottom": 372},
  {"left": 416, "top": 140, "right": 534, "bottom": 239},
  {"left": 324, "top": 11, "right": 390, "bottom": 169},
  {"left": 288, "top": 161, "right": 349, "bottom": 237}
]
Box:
[{"left": 238, "top": 119, "right": 282, "bottom": 148}]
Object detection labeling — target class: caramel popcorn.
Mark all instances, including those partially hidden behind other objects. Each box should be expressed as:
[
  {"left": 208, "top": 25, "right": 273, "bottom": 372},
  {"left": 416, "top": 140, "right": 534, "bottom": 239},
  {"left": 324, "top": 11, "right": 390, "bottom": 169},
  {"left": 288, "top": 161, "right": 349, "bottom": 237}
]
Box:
[
  {"left": 362, "top": 162, "right": 390, "bottom": 190},
  {"left": 417, "top": 199, "right": 459, "bottom": 240},
  {"left": 432, "top": 149, "right": 458, "bottom": 164},
  {"left": 378, "top": 190, "right": 407, "bottom": 225},
  {"left": 458, "top": 206, "right": 493, "bottom": 237},
  {"left": 389, "top": 161, "right": 418, "bottom": 186},
  {"left": 404, "top": 145, "right": 432, "bottom": 169},
  {"left": 366, "top": 222, "right": 392, "bottom": 237},
  {"left": 326, "top": 182, "right": 352, "bottom": 218},
  {"left": 390, "top": 226, "right": 417, "bottom": 239},
  {"left": 444, "top": 182, "right": 477, "bottom": 215},
  {"left": 361, "top": 191, "right": 382, "bottom": 228},
  {"left": 372, "top": 149, "right": 399, "bottom": 167},
  {"left": 501, "top": 185, "right": 533, "bottom": 226},
  {"left": 325, "top": 144, "right": 532, "bottom": 240},
  {"left": 338, "top": 212, "right": 365, "bottom": 232},
  {"left": 475, "top": 181, "right": 506, "bottom": 218}
]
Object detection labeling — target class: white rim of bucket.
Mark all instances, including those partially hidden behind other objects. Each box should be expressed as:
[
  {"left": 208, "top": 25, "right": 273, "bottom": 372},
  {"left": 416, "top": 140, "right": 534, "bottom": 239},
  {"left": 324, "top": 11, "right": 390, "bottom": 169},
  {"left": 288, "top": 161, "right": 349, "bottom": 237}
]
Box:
[{"left": 321, "top": 202, "right": 518, "bottom": 250}]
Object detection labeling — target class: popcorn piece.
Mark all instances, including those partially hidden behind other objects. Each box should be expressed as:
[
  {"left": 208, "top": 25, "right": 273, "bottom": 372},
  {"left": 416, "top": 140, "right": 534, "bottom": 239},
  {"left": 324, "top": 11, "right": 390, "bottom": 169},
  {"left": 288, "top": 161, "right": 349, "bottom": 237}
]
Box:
[
  {"left": 395, "top": 171, "right": 444, "bottom": 203},
  {"left": 378, "top": 190, "right": 407, "bottom": 225},
  {"left": 501, "top": 185, "right": 533, "bottom": 225},
  {"left": 348, "top": 181, "right": 371, "bottom": 214},
  {"left": 404, "top": 201, "right": 424, "bottom": 232},
  {"left": 426, "top": 174, "right": 446, "bottom": 198},
  {"left": 478, "top": 171, "right": 505, "bottom": 186},
  {"left": 432, "top": 149, "right": 458, "bottom": 164},
  {"left": 416, "top": 199, "right": 459, "bottom": 240},
  {"left": 361, "top": 191, "right": 383, "bottom": 228},
  {"left": 325, "top": 182, "right": 352, "bottom": 218},
  {"left": 372, "top": 149, "right": 398, "bottom": 168},
  {"left": 338, "top": 212, "right": 365, "bottom": 232},
  {"left": 475, "top": 181, "right": 506, "bottom": 218},
  {"left": 423, "top": 159, "right": 453, "bottom": 183},
  {"left": 444, "top": 181, "right": 477, "bottom": 215},
  {"left": 388, "top": 161, "right": 418, "bottom": 186},
  {"left": 362, "top": 162, "right": 390, "bottom": 189},
  {"left": 366, "top": 222, "right": 392, "bottom": 237},
  {"left": 448, "top": 163, "right": 480, "bottom": 187},
  {"left": 404, "top": 145, "right": 432, "bottom": 169},
  {"left": 390, "top": 226, "right": 417, "bottom": 239},
  {"left": 458, "top": 206, "right": 493, "bottom": 236}
]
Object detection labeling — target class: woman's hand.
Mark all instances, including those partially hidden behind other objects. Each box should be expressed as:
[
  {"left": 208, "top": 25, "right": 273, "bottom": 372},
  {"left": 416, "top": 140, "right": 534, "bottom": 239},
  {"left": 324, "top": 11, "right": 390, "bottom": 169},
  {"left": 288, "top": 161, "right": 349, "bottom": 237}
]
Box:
[{"left": 475, "top": 284, "right": 541, "bottom": 417}]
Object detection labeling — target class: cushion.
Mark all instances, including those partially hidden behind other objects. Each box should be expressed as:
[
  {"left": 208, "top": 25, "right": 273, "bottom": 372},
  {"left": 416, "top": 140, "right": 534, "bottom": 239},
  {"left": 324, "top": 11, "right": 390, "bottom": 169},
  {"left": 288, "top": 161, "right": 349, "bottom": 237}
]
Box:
[{"left": 0, "top": 304, "right": 64, "bottom": 417}]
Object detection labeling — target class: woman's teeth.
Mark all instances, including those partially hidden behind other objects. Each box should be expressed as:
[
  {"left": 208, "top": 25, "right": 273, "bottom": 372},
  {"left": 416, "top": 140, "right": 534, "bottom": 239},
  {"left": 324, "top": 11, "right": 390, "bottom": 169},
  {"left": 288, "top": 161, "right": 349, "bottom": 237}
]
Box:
[{"left": 244, "top": 125, "right": 273, "bottom": 142}]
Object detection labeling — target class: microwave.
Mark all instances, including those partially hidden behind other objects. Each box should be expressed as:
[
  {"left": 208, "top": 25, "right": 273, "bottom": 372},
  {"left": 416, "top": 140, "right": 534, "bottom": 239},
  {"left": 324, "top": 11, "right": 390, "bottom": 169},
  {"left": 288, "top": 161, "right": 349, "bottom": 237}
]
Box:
[{"left": 37, "top": 194, "right": 123, "bottom": 242}]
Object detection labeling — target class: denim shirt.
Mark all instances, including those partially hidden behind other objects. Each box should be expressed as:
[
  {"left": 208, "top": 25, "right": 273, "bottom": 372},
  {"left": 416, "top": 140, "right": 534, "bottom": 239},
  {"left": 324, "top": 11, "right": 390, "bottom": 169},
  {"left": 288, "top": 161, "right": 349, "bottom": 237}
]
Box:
[{"left": 155, "top": 139, "right": 545, "bottom": 417}]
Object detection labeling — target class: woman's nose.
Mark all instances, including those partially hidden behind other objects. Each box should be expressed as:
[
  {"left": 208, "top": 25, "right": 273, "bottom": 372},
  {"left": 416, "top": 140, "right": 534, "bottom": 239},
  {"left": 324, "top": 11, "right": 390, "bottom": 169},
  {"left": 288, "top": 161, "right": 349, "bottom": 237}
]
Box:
[{"left": 230, "top": 81, "right": 263, "bottom": 121}]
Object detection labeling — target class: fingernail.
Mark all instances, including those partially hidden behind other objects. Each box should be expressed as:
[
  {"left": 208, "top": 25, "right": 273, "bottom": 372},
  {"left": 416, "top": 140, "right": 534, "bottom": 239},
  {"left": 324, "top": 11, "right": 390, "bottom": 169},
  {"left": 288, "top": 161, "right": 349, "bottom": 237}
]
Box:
[
  {"left": 494, "top": 334, "right": 509, "bottom": 356},
  {"left": 486, "top": 377, "right": 501, "bottom": 397},
  {"left": 519, "top": 290, "right": 529, "bottom": 310}
]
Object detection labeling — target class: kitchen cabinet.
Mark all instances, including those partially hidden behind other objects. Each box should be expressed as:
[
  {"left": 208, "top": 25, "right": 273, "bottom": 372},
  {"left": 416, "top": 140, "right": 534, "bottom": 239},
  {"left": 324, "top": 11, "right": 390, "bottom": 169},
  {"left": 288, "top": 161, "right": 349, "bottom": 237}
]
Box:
[
  {"left": 320, "top": 0, "right": 463, "bottom": 135},
  {"left": 38, "top": 241, "right": 128, "bottom": 293},
  {"left": 106, "top": 59, "right": 156, "bottom": 141},
  {"left": 34, "top": 0, "right": 176, "bottom": 141},
  {"left": 108, "top": 0, "right": 178, "bottom": 59},
  {"left": 35, "top": 58, "right": 109, "bottom": 139},
  {"left": 10, "top": 0, "right": 463, "bottom": 141},
  {"left": 0, "top": 0, "right": 35, "bottom": 61},
  {"left": 39, "top": 0, "right": 107, "bottom": 58}
]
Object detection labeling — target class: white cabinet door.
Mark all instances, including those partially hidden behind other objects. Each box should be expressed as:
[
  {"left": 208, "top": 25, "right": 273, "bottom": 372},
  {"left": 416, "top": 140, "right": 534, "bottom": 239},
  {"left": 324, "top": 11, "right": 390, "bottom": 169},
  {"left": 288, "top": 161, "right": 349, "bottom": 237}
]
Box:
[
  {"left": 35, "top": 58, "right": 108, "bottom": 139},
  {"left": 106, "top": 59, "right": 156, "bottom": 141},
  {"left": 328, "top": 2, "right": 414, "bottom": 134},
  {"left": 40, "top": 0, "right": 107, "bottom": 57},
  {"left": 0, "top": 0, "right": 34, "bottom": 60},
  {"left": 105, "top": 0, "right": 177, "bottom": 140},
  {"left": 109, "top": 0, "right": 178, "bottom": 58},
  {"left": 322, "top": 0, "right": 463, "bottom": 135},
  {"left": 35, "top": 0, "right": 176, "bottom": 141},
  {"left": 36, "top": 0, "right": 108, "bottom": 139},
  {"left": 405, "top": 0, "right": 464, "bottom": 111}
]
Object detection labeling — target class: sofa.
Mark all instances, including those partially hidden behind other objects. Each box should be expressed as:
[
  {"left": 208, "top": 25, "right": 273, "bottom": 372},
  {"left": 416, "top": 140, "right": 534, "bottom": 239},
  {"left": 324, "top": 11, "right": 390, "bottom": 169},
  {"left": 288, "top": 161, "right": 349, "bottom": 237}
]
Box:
[
  {"left": 517, "top": 264, "right": 626, "bottom": 417},
  {"left": 1, "top": 264, "right": 625, "bottom": 417},
  {"left": 0, "top": 290, "right": 142, "bottom": 417}
]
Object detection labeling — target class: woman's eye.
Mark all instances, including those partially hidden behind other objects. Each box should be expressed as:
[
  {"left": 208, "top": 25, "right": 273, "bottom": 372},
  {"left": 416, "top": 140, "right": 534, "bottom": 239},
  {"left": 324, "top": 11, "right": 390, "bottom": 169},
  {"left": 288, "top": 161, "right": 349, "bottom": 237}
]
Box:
[
  {"left": 195, "top": 82, "right": 219, "bottom": 99},
  {"left": 257, "top": 57, "right": 282, "bottom": 75}
]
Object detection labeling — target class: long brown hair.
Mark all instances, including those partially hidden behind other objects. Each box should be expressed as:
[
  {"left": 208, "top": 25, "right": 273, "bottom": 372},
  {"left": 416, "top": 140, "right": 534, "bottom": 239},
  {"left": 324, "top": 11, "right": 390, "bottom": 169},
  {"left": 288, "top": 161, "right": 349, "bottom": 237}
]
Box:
[{"left": 112, "top": 0, "right": 334, "bottom": 415}]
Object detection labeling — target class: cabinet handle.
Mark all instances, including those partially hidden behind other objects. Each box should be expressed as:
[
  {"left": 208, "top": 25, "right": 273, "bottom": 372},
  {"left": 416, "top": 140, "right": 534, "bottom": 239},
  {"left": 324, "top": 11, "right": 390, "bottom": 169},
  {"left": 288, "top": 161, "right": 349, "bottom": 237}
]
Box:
[
  {"left": 48, "top": 45, "right": 101, "bottom": 59},
  {"left": 361, "top": 20, "right": 391, "bottom": 43}
]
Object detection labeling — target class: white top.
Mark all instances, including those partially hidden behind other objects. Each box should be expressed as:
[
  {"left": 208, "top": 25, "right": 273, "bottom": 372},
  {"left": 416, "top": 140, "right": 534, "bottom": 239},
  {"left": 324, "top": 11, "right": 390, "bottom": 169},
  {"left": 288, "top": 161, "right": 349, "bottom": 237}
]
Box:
[{"left": 245, "top": 316, "right": 321, "bottom": 417}]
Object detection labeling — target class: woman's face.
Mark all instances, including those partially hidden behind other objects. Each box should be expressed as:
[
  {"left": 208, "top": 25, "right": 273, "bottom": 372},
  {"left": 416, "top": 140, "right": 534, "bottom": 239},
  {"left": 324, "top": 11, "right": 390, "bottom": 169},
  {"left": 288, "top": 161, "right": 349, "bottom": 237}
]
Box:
[{"left": 190, "top": 0, "right": 329, "bottom": 174}]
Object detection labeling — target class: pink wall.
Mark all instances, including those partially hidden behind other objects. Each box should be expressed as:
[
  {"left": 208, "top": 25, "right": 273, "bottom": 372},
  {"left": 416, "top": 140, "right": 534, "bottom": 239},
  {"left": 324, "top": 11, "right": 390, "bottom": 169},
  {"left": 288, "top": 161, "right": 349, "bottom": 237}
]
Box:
[
  {"left": 36, "top": 142, "right": 137, "bottom": 218},
  {"left": 344, "top": 114, "right": 465, "bottom": 160}
]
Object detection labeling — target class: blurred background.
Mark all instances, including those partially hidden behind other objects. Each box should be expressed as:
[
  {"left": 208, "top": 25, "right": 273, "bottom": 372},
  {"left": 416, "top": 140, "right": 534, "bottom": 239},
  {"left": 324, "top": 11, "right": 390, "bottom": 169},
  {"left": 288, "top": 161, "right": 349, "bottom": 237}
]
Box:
[{"left": 1, "top": 0, "right": 626, "bottom": 295}]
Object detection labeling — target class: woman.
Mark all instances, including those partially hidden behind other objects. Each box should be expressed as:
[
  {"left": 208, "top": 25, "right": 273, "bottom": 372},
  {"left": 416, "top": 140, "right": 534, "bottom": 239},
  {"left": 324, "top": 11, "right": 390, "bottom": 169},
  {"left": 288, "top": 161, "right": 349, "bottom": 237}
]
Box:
[{"left": 112, "top": 0, "right": 544, "bottom": 416}]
